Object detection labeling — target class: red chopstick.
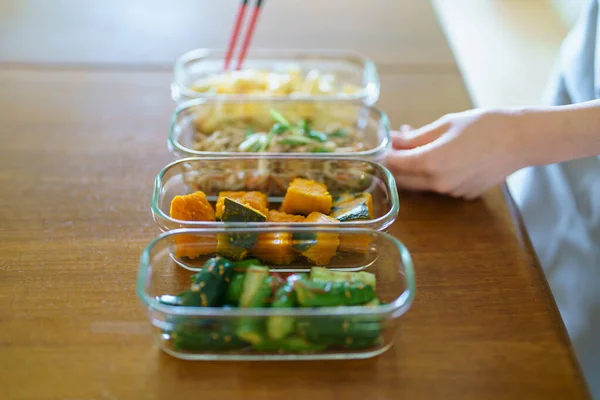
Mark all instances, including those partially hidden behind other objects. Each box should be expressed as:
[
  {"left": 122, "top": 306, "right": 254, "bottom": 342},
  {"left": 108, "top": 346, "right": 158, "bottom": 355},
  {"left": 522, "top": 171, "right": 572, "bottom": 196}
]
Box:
[
  {"left": 234, "top": 0, "right": 264, "bottom": 71},
  {"left": 223, "top": 0, "right": 265, "bottom": 71},
  {"left": 223, "top": 0, "right": 249, "bottom": 71}
]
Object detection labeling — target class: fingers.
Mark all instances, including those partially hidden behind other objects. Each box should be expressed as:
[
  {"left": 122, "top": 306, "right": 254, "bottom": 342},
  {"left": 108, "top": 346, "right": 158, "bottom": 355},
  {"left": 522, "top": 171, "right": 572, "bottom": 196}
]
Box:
[
  {"left": 391, "top": 119, "right": 450, "bottom": 150},
  {"left": 385, "top": 148, "right": 429, "bottom": 176},
  {"left": 392, "top": 173, "right": 431, "bottom": 191}
]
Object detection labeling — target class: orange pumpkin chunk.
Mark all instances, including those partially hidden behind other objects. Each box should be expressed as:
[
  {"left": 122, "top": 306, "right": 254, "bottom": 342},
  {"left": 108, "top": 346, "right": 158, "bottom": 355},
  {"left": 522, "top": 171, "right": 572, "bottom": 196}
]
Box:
[
  {"left": 295, "top": 212, "right": 339, "bottom": 265},
  {"left": 280, "top": 178, "right": 332, "bottom": 215},
  {"left": 169, "top": 191, "right": 217, "bottom": 258},
  {"left": 215, "top": 191, "right": 269, "bottom": 220},
  {"left": 267, "top": 209, "right": 306, "bottom": 223}
]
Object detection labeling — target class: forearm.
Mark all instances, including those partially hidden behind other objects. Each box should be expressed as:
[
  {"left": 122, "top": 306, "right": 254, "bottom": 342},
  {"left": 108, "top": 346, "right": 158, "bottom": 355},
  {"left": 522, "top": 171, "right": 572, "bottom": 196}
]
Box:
[{"left": 514, "top": 99, "right": 600, "bottom": 166}]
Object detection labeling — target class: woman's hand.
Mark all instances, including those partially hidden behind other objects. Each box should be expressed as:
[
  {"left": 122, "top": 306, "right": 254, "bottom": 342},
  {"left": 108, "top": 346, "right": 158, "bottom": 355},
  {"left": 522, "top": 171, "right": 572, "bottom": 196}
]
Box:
[{"left": 384, "top": 109, "right": 527, "bottom": 200}]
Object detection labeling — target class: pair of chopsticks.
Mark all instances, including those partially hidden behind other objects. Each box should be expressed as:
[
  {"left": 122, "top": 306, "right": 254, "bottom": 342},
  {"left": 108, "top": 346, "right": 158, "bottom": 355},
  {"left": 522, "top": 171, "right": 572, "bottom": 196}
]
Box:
[{"left": 223, "top": 0, "right": 265, "bottom": 71}]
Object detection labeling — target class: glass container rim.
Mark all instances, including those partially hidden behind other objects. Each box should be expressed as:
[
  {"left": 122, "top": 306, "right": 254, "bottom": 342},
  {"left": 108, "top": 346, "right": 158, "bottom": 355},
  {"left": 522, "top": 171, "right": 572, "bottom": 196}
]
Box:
[{"left": 151, "top": 155, "right": 399, "bottom": 229}]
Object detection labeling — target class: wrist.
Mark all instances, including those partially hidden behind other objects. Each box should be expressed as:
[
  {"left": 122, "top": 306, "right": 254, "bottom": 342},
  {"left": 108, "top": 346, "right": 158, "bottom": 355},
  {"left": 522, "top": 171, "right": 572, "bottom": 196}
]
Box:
[{"left": 489, "top": 107, "right": 541, "bottom": 169}]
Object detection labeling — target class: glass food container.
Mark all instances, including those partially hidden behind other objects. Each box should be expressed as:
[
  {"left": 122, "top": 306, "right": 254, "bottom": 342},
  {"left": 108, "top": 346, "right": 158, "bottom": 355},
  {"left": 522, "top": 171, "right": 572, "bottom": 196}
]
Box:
[
  {"left": 168, "top": 98, "right": 390, "bottom": 161},
  {"left": 171, "top": 48, "right": 380, "bottom": 105},
  {"left": 151, "top": 156, "right": 399, "bottom": 233},
  {"left": 136, "top": 227, "right": 416, "bottom": 360}
]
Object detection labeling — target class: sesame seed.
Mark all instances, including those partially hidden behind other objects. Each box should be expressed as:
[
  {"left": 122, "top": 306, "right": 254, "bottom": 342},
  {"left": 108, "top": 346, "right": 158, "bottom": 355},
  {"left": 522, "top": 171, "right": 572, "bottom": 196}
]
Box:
[
  {"left": 211, "top": 333, "right": 219, "bottom": 340},
  {"left": 224, "top": 335, "right": 232, "bottom": 343},
  {"left": 345, "top": 290, "right": 351, "bottom": 298},
  {"left": 345, "top": 337, "right": 353, "bottom": 345},
  {"left": 191, "top": 284, "right": 200, "bottom": 292},
  {"left": 201, "top": 293, "right": 208, "bottom": 306}
]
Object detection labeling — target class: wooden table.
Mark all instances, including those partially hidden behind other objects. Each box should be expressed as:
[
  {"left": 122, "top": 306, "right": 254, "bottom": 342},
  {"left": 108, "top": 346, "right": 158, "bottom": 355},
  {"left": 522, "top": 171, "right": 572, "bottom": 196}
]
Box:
[{"left": 0, "top": 1, "right": 590, "bottom": 398}]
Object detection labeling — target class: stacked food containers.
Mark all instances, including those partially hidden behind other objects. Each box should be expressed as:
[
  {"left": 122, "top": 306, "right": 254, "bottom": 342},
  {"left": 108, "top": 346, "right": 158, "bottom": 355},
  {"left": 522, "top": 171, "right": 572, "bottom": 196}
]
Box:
[{"left": 137, "top": 49, "right": 415, "bottom": 360}]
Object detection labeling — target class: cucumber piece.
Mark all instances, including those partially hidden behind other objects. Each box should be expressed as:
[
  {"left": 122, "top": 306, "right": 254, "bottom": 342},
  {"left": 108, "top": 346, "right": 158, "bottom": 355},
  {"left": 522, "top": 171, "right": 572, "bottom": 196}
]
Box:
[
  {"left": 309, "top": 266, "right": 332, "bottom": 282},
  {"left": 294, "top": 279, "right": 376, "bottom": 307},
  {"left": 231, "top": 259, "right": 262, "bottom": 272},
  {"left": 236, "top": 267, "right": 275, "bottom": 344},
  {"left": 239, "top": 266, "right": 271, "bottom": 307},
  {"left": 310, "top": 267, "right": 376, "bottom": 290},
  {"left": 169, "top": 319, "right": 248, "bottom": 352},
  {"left": 296, "top": 316, "right": 381, "bottom": 349},
  {"left": 266, "top": 274, "right": 303, "bottom": 340},
  {"left": 182, "top": 257, "right": 233, "bottom": 307},
  {"left": 254, "top": 336, "right": 327, "bottom": 352},
  {"left": 225, "top": 272, "right": 246, "bottom": 306}
]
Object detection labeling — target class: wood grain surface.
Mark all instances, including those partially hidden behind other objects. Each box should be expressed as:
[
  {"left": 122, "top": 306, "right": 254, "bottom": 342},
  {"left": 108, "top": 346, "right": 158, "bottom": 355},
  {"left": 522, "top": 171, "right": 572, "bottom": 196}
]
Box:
[{"left": 0, "top": 0, "right": 590, "bottom": 399}]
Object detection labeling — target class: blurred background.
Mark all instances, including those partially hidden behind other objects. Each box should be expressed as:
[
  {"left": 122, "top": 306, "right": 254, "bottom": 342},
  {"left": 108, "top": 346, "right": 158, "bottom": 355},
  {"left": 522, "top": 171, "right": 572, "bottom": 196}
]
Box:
[{"left": 0, "top": 0, "right": 586, "bottom": 118}]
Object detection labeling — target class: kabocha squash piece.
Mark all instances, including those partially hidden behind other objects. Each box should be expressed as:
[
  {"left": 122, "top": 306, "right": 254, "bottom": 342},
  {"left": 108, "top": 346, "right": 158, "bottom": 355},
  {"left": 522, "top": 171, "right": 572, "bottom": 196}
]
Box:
[
  {"left": 280, "top": 178, "right": 332, "bottom": 215},
  {"left": 250, "top": 211, "right": 304, "bottom": 265},
  {"left": 217, "top": 198, "right": 268, "bottom": 260},
  {"left": 330, "top": 193, "right": 374, "bottom": 254},
  {"left": 267, "top": 210, "right": 306, "bottom": 223},
  {"left": 337, "top": 234, "right": 373, "bottom": 254},
  {"left": 169, "top": 191, "right": 217, "bottom": 259},
  {"left": 251, "top": 232, "right": 296, "bottom": 265},
  {"left": 292, "top": 212, "right": 339, "bottom": 266},
  {"left": 216, "top": 233, "right": 248, "bottom": 260},
  {"left": 221, "top": 198, "right": 267, "bottom": 225},
  {"left": 330, "top": 192, "right": 374, "bottom": 221},
  {"left": 215, "top": 191, "right": 269, "bottom": 220},
  {"left": 170, "top": 191, "right": 216, "bottom": 222}
]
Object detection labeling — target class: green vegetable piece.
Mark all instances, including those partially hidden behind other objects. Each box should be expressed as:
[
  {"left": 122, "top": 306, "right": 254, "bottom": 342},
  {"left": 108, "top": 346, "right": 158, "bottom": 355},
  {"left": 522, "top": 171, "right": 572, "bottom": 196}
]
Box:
[
  {"left": 305, "top": 130, "right": 327, "bottom": 142},
  {"left": 225, "top": 272, "right": 246, "bottom": 306},
  {"left": 237, "top": 267, "right": 275, "bottom": 344},
  {"left": 328, "top": 128, "right": 347, "bottom": 137},
  {"left": 266, "top": 274, "right": 302, "bottom": 340},
  {"left": 180, "top": 257, "right": 233, "bottom": 307},
  {"left": 311, "top": 147, "right": 333, "bottom": 153},
  {"left": 296, "top": 316, "right": 381, "bottom": 349},
  {"left": 299, "top": 119, "right": 310, "bottom": 133},
  {"left": 231, "top": 259, "right": 262, "bottom": 272},
  {"left": 271, "top": 122, "right": 288, "bottom": 135},
  {"left": 245, "top": 125, "right": 254, "bottom": 138},
  {"left": 254, "top": 336, "right": 327, "bottom": 352},
  {"left": 239, "top": 133, "right": 267, "bottom": 152},
  {"left": 310, "top": 267, "right": 376, "bottom": 290},
  {"left": 294, "top": 279, "right": 376, "bottom": 307},
  {"left": 309, "top": 266, "right": 331, "bottom": 282},
  {"left": 278, "top": 136, "right": 315, "bottom": 146},
  {"left": 239, "top": 266, "right": 271, "bottom": 307},
  {"left": 269, "top": 109, "right": 291, "bottom": 127},
  {"left": 169, "top": 319, "right": 248, "bottom": 352}
]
